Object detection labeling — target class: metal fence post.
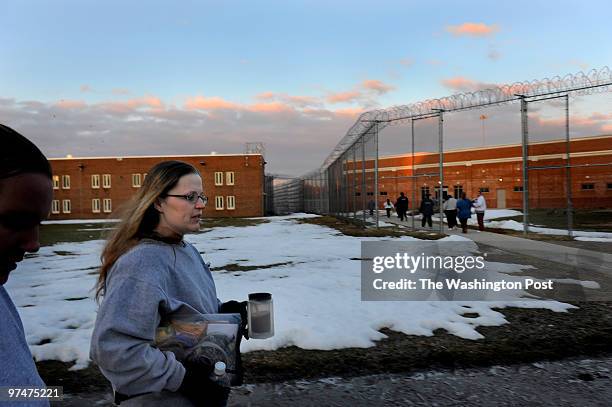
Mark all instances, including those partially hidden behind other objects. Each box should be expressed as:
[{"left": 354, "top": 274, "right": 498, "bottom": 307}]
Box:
[
  {"left": 519, "top": 96, "right": 530, "bottom": 236},
  {"left": 411, "top": 119, "right": 416, "bottom": 231},
  {"left": 565, "top": 94, "right": 573, "bottom": 238},
  {"left": 375, "top": 122, "right": 380, "bottom": 228}
]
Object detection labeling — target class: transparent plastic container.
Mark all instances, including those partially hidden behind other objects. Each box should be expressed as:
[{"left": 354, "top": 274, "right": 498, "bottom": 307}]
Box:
[{"left": 247, "top": 293, "right": 274, "bottom": 339}]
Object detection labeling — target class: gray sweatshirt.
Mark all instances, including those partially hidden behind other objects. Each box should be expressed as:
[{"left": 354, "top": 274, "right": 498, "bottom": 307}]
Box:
[
  {"left": 90, "top": 239, "right": 220, "bottom": 396},
  {"left": 0, "top": 286, "right": 49, "bottom": 406}
]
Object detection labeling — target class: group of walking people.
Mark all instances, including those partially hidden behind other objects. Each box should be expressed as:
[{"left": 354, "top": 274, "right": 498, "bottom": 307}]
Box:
[
  {"left": 384, "top": 190, "right": 487, "bottom": 233},
  {"left": 445, "top": 191, "right": 487, "bottom": 233}
]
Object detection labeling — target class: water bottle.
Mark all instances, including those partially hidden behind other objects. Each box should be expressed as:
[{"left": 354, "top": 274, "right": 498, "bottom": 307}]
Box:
[{"left": 210, "top": 361, "right": 231, "bottom": 388}]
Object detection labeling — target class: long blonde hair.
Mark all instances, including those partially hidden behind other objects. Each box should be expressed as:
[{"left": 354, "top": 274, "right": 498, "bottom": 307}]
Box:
[{"left": 95, "top": 160, "right": 200, "bottom": 300}]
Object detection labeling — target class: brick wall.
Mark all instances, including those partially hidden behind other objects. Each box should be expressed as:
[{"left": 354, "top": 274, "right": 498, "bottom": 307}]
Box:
[{"left": 48, "top": 154, "right": 265, "bottom": 220}]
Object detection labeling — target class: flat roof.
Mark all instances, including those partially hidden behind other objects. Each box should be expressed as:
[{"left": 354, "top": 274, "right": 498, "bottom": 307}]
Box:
[{"left": 49, "top": 153, "right": 263, "bottom": 161}]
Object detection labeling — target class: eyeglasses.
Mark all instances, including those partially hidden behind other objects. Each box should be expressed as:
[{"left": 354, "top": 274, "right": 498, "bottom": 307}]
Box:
[{"left": 165, "top": 192, "right": 208, "bottom": 205}]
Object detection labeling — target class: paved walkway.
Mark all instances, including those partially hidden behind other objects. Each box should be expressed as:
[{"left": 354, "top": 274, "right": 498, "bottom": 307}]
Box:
[{"left": 381, "top": 215, "right": 612, "bottom": 275}]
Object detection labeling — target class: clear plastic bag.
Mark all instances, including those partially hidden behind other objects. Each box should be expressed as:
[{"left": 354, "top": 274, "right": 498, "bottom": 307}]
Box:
[{"left": 155, "top": 313, "right": 243, "bottom": 386}]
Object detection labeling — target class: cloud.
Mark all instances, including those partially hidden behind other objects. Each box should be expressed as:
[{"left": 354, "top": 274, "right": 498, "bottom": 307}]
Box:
[
  {"left": 112, "top": 88, "right": 130, "bottom": 95},
  {"left": 184, "top": 95, "right": 239, "bottom": 110},
  {"left": 55, "top": 99, "right": 87, "bottom": 109},
  {"left": 334, "top": 107, "right": 364, "bottom": 117},
  {"left": 256, "top": 91, "right": 275, "bottom": 100},
  {"left": 441, "top": 76, "right": 498, "bottom": 92},
  {"left": 488, "top": 49, "right": 501, "bottom": 61},
  {"left": 399, "top": 58, "right": 413, "bottom": 67},
  {"left": 446, "top": 22, "right": 500, "bottom": 37},
  {"left": 327, "top": 90, "right": 362, "bottom": 104},
  {"left": 99, "top": 96, "right": 164, "bottom": 113},
  {"left": 248, "top": 102, "right": 294, "bottom": 113},
  {"left": 80, "top": 85, "right": 92, "bottom": 93},
  {"left": 362, "top": 79, "right": 395, "bottom": 95}
]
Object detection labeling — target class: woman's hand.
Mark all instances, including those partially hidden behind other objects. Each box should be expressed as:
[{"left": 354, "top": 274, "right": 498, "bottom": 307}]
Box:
[{"left": 219, "top": 300, "right": 249, "bottom": 339}]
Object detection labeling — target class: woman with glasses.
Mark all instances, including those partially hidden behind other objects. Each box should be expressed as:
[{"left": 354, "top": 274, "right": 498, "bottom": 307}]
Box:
[{"left": 90, "top": 160, "right": 245, "bottom": 406}]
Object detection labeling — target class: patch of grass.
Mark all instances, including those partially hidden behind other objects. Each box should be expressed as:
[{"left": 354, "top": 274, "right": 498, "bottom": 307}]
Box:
[
  {"left": 504, "top": 209, "right": 612, "bottom": 233},
  {"left": 297, "top": 216, "right": 445, "bottom": 240},
  {"left": 200, "top": 218, "right": 269, "bottom": 230},
  {"left": 211, "top": 262, "right": 293, "bottom": 272},
  {"left": 40, "top": 224, "right": 113, "bottom": 247}
]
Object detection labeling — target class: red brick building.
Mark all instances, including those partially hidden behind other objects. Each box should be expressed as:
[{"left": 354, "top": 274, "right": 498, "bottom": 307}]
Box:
[
  {"left": 347, "top": 135, "right": 612, "bottom": 210},
  {"left": 48, "top": 153, "right": 265, "bottom": 220}
]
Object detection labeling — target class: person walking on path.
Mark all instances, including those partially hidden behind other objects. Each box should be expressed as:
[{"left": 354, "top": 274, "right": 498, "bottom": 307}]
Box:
[
  {"left": 0, "top": 124, "right": 53, "bottom": 406},
  {"left": 443, "top": 195, "right": 458, "bottom": 230},
  {"left": 91, "top": 161, "right": 246, "bottom": 407},
  {"left": 367, "top": 199, "right": 375, "bottom": 216},
  {"left": 395, "top": 192, "right": 409, "bottom": 222},
  {"left": 383, "top": 199, "right": 394, "bottom": 218},
  {"left": 456, "top": 192, "right": 473, "bottom": 233},
  {"left": 419, "top": 194, "right": 434, "bottom": 228},
  {"left": 472, "top": 191, "right": 487, "bottom": 231}
]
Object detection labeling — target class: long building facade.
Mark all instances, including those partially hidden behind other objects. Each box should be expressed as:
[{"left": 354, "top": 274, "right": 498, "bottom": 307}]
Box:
[
  {"left": 332, "top": 135, "right": 612, "bottom": 212},
  {"left": 48, "top": 153, "right": 265, "bottom": 220}
]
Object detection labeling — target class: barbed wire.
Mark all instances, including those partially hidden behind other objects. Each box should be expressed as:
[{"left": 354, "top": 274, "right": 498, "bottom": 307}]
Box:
[{"left": 317, "top": 66, "right": 611, "bottom": 173}]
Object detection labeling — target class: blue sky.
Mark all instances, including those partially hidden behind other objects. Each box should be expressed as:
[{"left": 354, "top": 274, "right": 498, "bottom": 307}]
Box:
[{"left": 1, "top": 0, "right": 611, "bottom": 174}]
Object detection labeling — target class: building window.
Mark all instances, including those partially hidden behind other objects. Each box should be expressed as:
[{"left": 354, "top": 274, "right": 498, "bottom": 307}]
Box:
[
  {"left": 453, "top": 185, "right": 463, "bottom": 198},
  {"left": 421, "top": 186, "right": 430, "bottom": 198},
  {"left": 143, "top": 173, "right": 147, "bottom": 180},
  {"left": 91, "top": 174, "right": 100, "bottom": 189},
  {"left": 479, "top": 187, "right": 490, "bottom": 193},
  {"left": 62, "top": 199, "right": 71, "bottom": 214},
  {"left": 513, "top": 186, "right": 524, "bottom": 192},
  {"left": 581, "top": 183, "right": 595, "bottom": 190},
  {"left": 51, "top": 200, "right": 60, "bottom": 214},
  {"left": 92, "top": 199, "right": 101, "bottom": 213},
  {"left": 214, "top": 172, "right": 223, "bottom": 186},
  {"left": 61, "top": 175, "right": 70, "bottom": 189},
  {"left": 52, "top": 175, "right": 60, "bottom": 189},
  {"left": 132, "top": 174, "right": 142, "bottom": 187},
  {"left": 608, "top": 183, "right": 612, "bottom": 190},
  {"left": 366, "top": 192, "right": 374, "bottom": 196},
  {"left": 103, "top": 198, "right": 112, "bottom": 213},
  {"left": 226, "top": 171, "right": 235, "bottom": 185},
  {"left": 380, "top": 191, "right": 387, "bottom": 196},
  {"left": 215, "top": 196, "right": 224, "bottom": 210},
  {"left": 227, "top": 195, "right": 235, "bottom": 210},
  {"left": 102, "top": 174, "right": 111, "bottom": 188},
  {"left": 355, "top": 192, "right": 361, "bottom": 196}
]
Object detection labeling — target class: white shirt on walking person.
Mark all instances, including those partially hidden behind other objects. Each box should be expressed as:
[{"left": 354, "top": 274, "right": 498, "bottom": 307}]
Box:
[
  {"left": 473, "top": 194, "right": 487, "bottom": 213},
  {"left": 384, "top": 201, "right": 394, "bottom": 209},
  {"left": 443, "top": 197, "right": 457, "bottom": 211}
]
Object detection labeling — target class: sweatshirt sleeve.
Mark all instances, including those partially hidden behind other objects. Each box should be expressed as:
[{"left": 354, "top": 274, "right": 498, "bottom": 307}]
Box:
[{"left": 90, "top": 274, "right": 185, "bottom": 395}]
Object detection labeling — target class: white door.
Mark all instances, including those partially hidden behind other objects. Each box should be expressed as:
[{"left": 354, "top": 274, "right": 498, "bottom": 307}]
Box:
[{"left": 496, "top": 189, "right": 506, "bottom": 209}]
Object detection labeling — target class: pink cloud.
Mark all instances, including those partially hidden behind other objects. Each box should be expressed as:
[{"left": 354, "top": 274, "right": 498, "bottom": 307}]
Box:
[
  {"left": 99, "top": 96, "right": 164, "bottom": 113},
  {"left": 55, "top": 100, "right": 87, "bottom": 109},
  {"left": 184, "top": 96, "right": 239, "bottom": 110},
  {"left": 334, "top": 107, "right": 364, "bottom": 117},
  {"left": 248, "top": 102, "right": 294, "bottom": 113},
  {"left": 602, "top": 124, "right": 612, "bottom": 132},
  {"left": 327, "top": 91, "right": 362, "bottom": 104},
  {"left": 256, "top": 91, "right": 276, "bottom": 100},
  {"left": 441, "top": 76, "right": 497, "bottom": 92},
  {"left": 447, "top": 22, "right": 499, "bottom": 37},
  {"left": 399, "top": 58, "right": 413, "bottom": 67},
  {"left": 80, "top": 84, "right": 92, "bottom": 93},
  {"left": 286, "top": 95, "right": 320, "bottom": 107},
  {"left": 362, "top": 79, "right": 394, "bottom": 94}
]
